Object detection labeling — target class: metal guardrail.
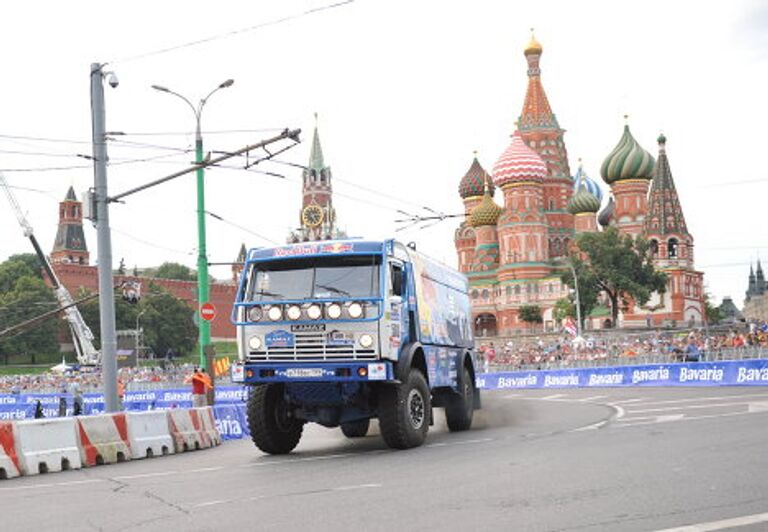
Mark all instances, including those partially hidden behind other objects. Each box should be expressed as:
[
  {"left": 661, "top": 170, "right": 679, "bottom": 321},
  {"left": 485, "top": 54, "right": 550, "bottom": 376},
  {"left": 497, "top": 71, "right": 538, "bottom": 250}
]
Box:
[{"left": 487, "top": 346, "right": 768, "bottom": 372}]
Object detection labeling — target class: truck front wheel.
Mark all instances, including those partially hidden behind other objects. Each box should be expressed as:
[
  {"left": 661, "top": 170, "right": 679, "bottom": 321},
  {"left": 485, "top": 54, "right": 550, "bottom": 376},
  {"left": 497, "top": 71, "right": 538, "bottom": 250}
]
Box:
[
  {"left": 379, "top": 368, "right": 430, "bottom": 449},
  {"left": 247, "top": 384, "right": 303, "bottom": 455},
  {"left": 340, "top": 418, "right": 370, "bottom": 438},
  {"left": 445, "top": 364, "right": 474, "bottom": 432}
]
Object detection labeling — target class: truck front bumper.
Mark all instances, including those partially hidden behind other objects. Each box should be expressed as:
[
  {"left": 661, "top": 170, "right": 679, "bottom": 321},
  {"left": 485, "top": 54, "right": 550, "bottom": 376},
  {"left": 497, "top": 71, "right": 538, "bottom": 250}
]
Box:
[{"left": 231, "top": 361, "right": 394, "bottom": 384}]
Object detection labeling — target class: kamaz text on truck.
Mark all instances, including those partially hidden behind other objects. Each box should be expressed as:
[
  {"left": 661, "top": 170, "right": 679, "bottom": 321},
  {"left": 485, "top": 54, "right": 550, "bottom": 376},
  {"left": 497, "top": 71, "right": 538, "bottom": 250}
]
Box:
[{"left": 231, "top": 239, "right": 480, "bottom": 454}]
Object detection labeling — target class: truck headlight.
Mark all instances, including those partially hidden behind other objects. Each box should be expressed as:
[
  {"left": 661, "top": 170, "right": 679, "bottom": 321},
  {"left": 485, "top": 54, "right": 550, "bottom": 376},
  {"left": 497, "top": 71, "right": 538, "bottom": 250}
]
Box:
[
  {"left": 248, "top": 307, "right": 263, "bottom": 322},
  {"left": 359, "top": 334, "right": 374, "bottom": 348},
  {"left": 267, "top": 306, "right": 283, "bottom": 321},
  {"left": 286, "top": 305, "right": 302, "bottom": 320},
  {"left": 348, "top": 302, "right": 364, "bottom": 319},
  {"left": 307, "top": 304, "right": 322, "bottom": 320},
  {"left": 248, "top": 336, "right": 262, "bottom": 350},
  {"left": 326, "top": 303, "right": 342, "bottom": 319}
]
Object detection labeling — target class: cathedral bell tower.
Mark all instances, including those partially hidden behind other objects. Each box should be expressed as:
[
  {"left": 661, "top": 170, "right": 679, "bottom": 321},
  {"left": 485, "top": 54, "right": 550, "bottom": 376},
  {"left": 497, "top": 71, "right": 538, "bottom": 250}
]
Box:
[
  {"left": 289, "top": 115, "right": 343, "bottom": 243},
  {"left": 51, "top": 186, "right": 89, "bottom": 265}
]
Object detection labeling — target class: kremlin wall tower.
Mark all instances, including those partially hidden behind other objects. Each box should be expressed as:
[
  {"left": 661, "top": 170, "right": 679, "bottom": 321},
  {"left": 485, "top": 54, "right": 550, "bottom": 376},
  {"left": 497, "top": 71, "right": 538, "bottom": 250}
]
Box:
[{"left": 455, "top": 34, "right": 704, "bottom": 335}]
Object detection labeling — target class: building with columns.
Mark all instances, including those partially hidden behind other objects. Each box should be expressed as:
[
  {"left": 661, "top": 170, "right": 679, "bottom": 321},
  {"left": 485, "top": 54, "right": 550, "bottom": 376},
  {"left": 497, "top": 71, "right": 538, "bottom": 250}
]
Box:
[{"left": 454, "top": 33, "right": 705, "bottom": 335}]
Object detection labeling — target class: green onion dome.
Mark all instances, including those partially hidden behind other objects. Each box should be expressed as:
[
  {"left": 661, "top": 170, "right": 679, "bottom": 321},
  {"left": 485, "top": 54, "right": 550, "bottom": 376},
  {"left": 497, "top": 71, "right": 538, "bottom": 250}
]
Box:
[
  {"left": 468, "top": 188, "right": 503, "bottom": 227},
  {"left": 600, "top": 124, "right": 655, "bottom": 184},
  {"left": 458, "top": 155, "right": 494, "bottom": 199},
  {"left": 568, "top": 189, "right": 602, "bottom": 214}
]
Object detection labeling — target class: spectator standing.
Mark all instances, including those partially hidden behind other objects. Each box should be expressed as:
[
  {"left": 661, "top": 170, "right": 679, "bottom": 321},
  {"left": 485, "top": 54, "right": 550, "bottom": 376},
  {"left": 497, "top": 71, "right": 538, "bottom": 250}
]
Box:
[
  {"left": 34, "top": 400, "right": 44, "bottom": 419},
  {"left": 187, "top": 368, "right": 213, "bottom": 407}
]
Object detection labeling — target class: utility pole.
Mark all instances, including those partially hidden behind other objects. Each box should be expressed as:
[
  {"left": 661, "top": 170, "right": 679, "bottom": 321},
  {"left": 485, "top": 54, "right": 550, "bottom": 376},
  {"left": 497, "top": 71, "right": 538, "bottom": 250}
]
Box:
[{"left": 91, "top": 62, "right": 119, "bottom": 412}]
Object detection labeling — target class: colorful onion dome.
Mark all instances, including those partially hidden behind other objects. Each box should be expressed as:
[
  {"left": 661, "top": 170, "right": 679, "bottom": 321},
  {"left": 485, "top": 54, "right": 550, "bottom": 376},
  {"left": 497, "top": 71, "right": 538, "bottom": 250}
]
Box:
[
  {"left": 600, "top": 123, "right": 655, "bottom": 184},
  {"left": 572, "top": 162, "right": 603, "bottom": 201},
  {"left": 458, "top": 155, "right": 494, "bottom": 199},
  {"left": 524, "top": 29, "right": 543, "bottom": 56},
  {"left": 597, "top": 195, "right": 615, "bottom": 227},
  {"left": 468, "top": 188, "right": 503, "bottom": 227},
  {"left": 568, "top": 162, "right": 603, "bottom": 214},
  {"left": 492, "top": 130, "right": 548, "bottom": 187}
]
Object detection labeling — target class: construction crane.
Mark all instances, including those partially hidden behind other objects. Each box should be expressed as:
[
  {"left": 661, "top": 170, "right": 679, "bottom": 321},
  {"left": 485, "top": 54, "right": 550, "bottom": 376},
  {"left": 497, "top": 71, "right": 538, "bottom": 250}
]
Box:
[{"left": 0, "top": 173, "right": 100, "bottom": 365}]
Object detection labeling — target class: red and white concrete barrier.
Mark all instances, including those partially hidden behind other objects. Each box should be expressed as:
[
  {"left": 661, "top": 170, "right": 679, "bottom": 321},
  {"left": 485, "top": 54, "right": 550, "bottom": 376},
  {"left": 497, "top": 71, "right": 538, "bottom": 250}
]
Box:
[
  {"left": 76, "top": 413, "right": 132, "bottom": 467},
  {"left": 15, "top": 418, "right": 82, "bottom": 475},
  {"left": 126, "top": 411, "right": 174, "bottom": 459},
  {"left": 0, "top": 421, "right": 21, "bottom": 479},
  {"left": 167, "top": 407, "right": 222, "bottom": 453}
]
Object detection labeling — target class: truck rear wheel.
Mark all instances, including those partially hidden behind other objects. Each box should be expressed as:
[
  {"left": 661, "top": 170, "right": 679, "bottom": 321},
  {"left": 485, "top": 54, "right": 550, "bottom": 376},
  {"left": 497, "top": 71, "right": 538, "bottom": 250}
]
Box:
[
  {"left": 340, "top": 418, "right": 370, "bottom": 438},
  {"left": 379, "top": 368, "right": 430, "bottom": 449},
  {"left": 445, "top": 365, "right": 474, "bottom": 432},
  {"left": 247, "top": 384, "right": 303, "bottom": 455}
]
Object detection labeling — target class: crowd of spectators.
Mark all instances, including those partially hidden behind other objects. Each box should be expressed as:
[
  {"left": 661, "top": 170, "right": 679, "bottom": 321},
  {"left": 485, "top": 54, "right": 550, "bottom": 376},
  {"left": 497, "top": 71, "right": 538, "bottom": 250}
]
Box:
[
  {"left": 0, "top": 362, "right": 213, "bottom": 395},
  {"left": 479, "top": 321, "right": 768, "bottom": 371}
]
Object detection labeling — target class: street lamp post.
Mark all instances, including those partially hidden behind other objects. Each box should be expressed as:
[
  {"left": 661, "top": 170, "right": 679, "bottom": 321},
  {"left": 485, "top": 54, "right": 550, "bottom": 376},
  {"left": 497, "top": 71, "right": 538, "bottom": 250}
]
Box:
[
  {"left": 152, "top": 79, "right": 234, "bottom": 370},
  {"left": 567, "top": 261, "right": 583, "bottom": 338},
  {"left": 135, "top": 309, "right": 146, "bottom": 360}
]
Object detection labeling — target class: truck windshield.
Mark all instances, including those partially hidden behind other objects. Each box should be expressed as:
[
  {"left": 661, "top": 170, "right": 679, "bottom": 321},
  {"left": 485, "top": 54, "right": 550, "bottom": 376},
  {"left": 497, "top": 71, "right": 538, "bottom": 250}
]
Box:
[{"left": 246, "top": 255, "right": 381, "bottom": 302}]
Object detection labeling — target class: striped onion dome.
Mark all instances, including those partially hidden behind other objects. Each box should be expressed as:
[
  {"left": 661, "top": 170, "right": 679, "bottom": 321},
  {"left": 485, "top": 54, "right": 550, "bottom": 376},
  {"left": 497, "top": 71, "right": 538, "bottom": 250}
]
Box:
[
  {"left": 468, "top": 188, "right": 503, "bottom": 227},
  {"left": 492, "top": 130, "right": 548, "bottom": 187},
  {"left": 600, "top": 124, "right": 655, "bottom": 184},
  {"left": 458, "top": 156, "right": 495, "bottom": 199},
  {"left": 571, "top": 163, "right": 603, "bottom": 200}
]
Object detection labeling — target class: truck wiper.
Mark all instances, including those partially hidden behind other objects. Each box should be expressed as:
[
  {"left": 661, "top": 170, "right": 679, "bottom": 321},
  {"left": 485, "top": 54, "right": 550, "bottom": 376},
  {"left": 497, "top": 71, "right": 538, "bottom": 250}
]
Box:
[
  {"left": 315, "top": 284, "right": 350, "bottom": 297},
  {"left": 254, "top": 290, "right": 283, "bottom": 299}
]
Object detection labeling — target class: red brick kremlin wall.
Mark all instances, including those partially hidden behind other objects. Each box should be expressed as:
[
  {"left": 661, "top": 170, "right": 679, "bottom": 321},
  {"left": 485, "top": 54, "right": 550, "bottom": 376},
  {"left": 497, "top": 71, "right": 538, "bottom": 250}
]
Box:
[{"left": 52, "top": 264, "right": 237, "bottom": 339}]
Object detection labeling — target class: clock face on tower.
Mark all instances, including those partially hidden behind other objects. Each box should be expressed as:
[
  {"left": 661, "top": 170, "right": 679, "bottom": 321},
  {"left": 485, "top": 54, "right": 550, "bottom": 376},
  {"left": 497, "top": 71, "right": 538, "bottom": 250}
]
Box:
[{"left": 302, "top": 204, "right": 324, "bottom": 227}]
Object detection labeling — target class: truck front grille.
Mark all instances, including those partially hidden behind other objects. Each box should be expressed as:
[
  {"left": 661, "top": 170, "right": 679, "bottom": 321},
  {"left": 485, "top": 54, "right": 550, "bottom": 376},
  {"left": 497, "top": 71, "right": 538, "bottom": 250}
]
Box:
[{"left": 247, "top": 331, "right": 376, "bottom": 363}]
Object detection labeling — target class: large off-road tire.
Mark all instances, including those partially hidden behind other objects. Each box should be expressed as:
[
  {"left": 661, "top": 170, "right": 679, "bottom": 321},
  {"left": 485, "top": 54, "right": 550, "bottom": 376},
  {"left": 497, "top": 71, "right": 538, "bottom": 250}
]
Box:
[
  {"left": 445, "top": 364, "right": 474, "bottom": 432},
  {"left": 340, "top": 418, "right": 370, "bottom": 438},
  {"left": 247, "top": 384, "right": 303, "bottom": 455},
  {"left": 379, "top": 368, "right": 430, "bottom": 449}
]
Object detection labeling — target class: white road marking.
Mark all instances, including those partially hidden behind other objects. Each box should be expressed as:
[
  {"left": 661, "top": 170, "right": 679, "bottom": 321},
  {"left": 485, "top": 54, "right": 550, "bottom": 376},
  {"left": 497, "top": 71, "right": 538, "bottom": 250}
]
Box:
[
  {"left": 0, "top": 478, "right": 104, "bottom": 491},
  {"left": 653, "top": 510, "right": 768, "bottom": 531},
  {"left": 333, "top": 483, "right": 382, "bottom": 491},
  {"left": 748, "top": 401, "right": 768, "bottom": 413},
  {"left": 578, "top": 395, "right": 607, "bottom": 402},
  {"left": 571, "top": 404, "right": 625, "bottom": 432},
  {"left": 628, "top": 401, "right": 756, "bottom": 414},
  {"left": 631, "top": 392, "right": 768, "bottom": 407},
  {"left": 504, "top": 393, "right": 520, "bottom": 399},
  {"left": 194, "top": 499, "right": 229, "bottom": 508},
  {"left": 616, "top": 409, "right": 759, "bottom": 428},
  {"left": 113, "top": 470, "right": 180, "bottom": 480},
  {"left": 541, "top": 394, "right": 566, "bottom": 400},
  {"left": 609, "top": 398, "right": 646, "bottom": 405}
]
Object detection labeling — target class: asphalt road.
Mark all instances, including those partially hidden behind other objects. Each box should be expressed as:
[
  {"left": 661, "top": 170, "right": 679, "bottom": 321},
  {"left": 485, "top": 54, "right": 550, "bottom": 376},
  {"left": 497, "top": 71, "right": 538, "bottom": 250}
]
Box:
[{"left": 3, "top": 387, "right": 768, "bottom": 532}]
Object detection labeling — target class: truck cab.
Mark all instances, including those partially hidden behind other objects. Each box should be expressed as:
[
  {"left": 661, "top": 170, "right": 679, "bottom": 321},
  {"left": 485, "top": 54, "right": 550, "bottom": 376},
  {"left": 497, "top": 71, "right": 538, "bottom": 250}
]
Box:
[{"left": 231, "top": 239, "right": 479, "bottom": 453}]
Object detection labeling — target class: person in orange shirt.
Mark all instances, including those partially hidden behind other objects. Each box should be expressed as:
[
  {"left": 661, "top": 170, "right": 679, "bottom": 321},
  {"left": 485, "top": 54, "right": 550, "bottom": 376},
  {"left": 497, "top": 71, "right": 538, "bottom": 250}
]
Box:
[
  {"left": 186, "top": 368, "right": 213, "bottom": 407},
  {"left": 117, "top": 378, "right": 126, "bottom": 409}
]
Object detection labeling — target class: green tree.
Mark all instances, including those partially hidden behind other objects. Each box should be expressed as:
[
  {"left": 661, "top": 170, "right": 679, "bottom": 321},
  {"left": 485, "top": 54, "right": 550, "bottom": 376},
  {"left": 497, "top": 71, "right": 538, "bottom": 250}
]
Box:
[
  {"left": 78, "top": 283, "right": 196, "bottom": 357},
  {"left": 553, "top": 297, "right": 575, "bottom": 322},
  {"left": 6, "top": 253, "right": 44, "bottom": 280},
  {"left": 140, "top": 283, "right": 196, "bottom": 356},
  {"left": 570, "top": 227, "right": 667, "bottom": 327},
  {"left": 0, "top": 257, "right": 59, "bottom": 361},
  {"left": 705, "top": 293, "right": 723, "bottom": 325},
  {"left": 518, "top": 305, "right": 543, "bottom": 331},
  {"left": 152, "top": 262, "right": 196, "bottom": 281},
  {"left": 557, "top": 258, "right": 601, "bottom": 330}
]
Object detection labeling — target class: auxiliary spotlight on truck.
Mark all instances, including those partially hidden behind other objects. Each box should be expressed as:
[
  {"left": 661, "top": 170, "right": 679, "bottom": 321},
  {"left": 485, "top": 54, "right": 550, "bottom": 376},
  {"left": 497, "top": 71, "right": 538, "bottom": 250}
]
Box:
[{"left": 231, "top": 239, "right": 480, "bottom": 454}]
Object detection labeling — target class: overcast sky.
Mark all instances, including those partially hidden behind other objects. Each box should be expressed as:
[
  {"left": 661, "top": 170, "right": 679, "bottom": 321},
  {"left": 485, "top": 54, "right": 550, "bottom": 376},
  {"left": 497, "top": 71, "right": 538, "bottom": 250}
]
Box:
[{"left": 0, "top": 0, "right": 766, "bottom": 307}]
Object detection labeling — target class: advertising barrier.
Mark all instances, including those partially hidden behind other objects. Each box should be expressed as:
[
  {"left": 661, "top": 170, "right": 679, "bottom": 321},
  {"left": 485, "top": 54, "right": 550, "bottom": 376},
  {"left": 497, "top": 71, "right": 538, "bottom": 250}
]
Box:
[
  {"left": 2, "top": 359, "right": 768, "bottom": 443},
  {"left": 476, "top": 359, "right": 768, "bottom": 390}
]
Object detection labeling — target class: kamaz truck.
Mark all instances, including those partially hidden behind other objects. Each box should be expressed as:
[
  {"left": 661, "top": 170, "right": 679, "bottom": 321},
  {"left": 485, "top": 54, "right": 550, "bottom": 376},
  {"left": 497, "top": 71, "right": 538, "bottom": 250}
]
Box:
[{"left": 231, "top": 239, "right": 480, "bottom": 454}]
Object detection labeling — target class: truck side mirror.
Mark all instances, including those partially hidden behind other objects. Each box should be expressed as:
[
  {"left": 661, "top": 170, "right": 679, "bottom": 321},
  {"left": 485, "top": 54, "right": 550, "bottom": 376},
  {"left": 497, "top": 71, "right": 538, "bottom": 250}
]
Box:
[{"left": 392, "top": 268, "right": 404, "bottom": 297}]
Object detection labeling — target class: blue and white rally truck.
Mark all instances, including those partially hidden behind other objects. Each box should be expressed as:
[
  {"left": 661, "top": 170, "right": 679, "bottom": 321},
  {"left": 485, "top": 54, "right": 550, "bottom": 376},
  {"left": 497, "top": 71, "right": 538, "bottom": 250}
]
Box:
[{"left": 231, "top": 239, "right": 480, "bottom": 454}]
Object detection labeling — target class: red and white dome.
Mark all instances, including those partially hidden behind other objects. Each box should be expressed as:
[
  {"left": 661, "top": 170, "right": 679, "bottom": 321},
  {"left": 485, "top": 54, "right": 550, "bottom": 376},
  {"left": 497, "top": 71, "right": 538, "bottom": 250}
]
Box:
[{"left": 492, "top": 130, "right": 548, "bottom": 187}]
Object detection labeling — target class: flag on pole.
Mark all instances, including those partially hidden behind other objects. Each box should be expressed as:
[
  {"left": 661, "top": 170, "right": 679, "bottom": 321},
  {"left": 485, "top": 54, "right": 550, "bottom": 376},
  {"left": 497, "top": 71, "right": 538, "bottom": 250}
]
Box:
[{"left": 563, "top": 317, "right": 577, "bottom": 336}]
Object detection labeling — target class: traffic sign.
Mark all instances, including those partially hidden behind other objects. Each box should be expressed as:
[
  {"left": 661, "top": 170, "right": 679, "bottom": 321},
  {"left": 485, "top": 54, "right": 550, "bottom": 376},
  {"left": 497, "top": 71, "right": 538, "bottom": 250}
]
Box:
[{"left": 200, "top": 302, "right": 216, "bottom": 322}]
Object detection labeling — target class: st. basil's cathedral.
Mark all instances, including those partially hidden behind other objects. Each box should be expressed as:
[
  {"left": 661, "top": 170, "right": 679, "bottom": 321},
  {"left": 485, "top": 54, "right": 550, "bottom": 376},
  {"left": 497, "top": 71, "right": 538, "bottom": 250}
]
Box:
[{"left": 454, "top": 34, "right": 704, "bottom": 336}]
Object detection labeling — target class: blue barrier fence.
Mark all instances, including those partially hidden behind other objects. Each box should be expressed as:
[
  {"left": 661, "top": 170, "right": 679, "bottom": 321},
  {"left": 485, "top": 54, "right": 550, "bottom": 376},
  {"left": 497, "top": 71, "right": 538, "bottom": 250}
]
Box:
[{"left": 2, "top": 359, "right": 768, "bottom": 440}]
